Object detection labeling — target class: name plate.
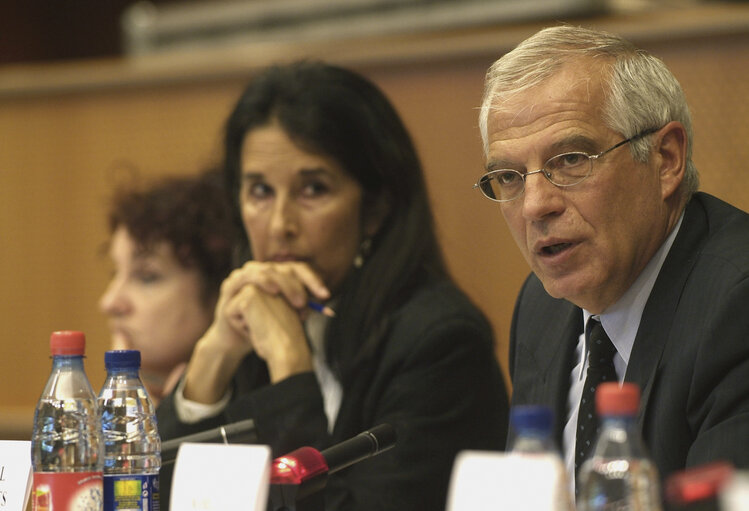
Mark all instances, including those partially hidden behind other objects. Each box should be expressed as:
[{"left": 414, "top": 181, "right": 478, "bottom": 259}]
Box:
[
  {"left": 0, "top": 440, "right": 32, "bottom": 511},
  {"left": 446, "top": 450, "right": 574, "bottom": 511},
  {"left": 170, "top": 442, "right": 271, "bottom": 511},
  {"left": 720, "top": 470, "right": 749, "bottom": 511}
]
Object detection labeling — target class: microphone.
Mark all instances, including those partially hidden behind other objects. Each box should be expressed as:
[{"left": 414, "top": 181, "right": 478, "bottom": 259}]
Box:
[
  {"left": 268, "top": 424, "right": 396, "bottom": 511},
  {"left": 160, "top": 418, "right": 257, "bottom": 466},
  {"left": 318, "top": 423, "right": 396, "bottom": 475}
]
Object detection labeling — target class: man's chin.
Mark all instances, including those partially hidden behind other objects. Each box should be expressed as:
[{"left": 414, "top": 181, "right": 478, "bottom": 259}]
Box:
[{"left": 537, "top": 273, "right": 587, "bottom": 304}]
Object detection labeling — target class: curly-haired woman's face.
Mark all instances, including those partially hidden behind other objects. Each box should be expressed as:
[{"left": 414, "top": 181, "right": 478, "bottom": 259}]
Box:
[
  {"left": 99, "top": 227, "right": 214, "bottom": 380},
  {"left": 239, "top": 123, "right": 381, "bottom": 293}
]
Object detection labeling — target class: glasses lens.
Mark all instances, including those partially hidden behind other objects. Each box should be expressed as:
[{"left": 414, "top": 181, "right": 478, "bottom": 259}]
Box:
[
  {"left": 479, "top": 171, "right": 524, "bottom": 201},
  {"left": 478, "top": 174, "right": 499, "bottom": 200},
  {"left": 545, "top": 153, "right": 592, "bottom": 186}
]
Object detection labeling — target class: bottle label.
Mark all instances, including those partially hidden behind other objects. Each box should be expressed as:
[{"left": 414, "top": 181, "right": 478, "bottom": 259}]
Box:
[
  {"left": 32, "top": 471, "right": 103, "bottom": 511},
  {"left": 103, "top": 474, "right": 160, "bottom": 511}
]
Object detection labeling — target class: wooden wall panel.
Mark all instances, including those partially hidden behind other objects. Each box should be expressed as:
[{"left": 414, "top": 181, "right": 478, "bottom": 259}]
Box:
[{"left": 0, "top": 84, "right": 245, "bottom": 435}]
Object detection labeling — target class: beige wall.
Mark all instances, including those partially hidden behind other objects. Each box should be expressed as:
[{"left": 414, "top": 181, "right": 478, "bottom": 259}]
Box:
[{"left": 2, "top": 3, "right": 748, "bottom": 439}]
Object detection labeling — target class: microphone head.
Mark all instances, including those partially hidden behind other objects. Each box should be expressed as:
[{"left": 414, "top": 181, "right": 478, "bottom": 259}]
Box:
[
  {"left": 271, "top": 446, "right": 329, "bottom": 485},
  {"left": 267, "top": 425, "right": 397, "bottom": 510}
]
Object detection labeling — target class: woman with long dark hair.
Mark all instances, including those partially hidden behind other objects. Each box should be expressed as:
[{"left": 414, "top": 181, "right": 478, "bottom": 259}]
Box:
[{"left": 157, "top": 61, "right": 508, "bottom": 511}]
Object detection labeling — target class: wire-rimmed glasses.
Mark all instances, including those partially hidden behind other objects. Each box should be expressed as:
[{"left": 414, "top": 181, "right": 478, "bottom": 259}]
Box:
[{"left": 473, "top": 127, "right": 661, "bottom": 203}]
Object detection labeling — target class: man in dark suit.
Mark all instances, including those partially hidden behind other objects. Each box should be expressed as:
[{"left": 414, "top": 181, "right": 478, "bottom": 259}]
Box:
[{"left": 474, "top": 25, "right": 749, "bottom": 495}]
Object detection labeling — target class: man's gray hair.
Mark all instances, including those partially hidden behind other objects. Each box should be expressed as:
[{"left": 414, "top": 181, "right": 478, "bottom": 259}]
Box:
[{"left": 479, "top": 25, "right": 698, "bottom": 198}]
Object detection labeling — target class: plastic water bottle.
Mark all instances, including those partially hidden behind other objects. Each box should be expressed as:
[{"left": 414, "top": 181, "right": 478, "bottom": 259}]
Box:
[
  {"left": 98, "top": 350, "right": 161, "bottom": 511},
  {"left": 31, "top": 330, "right": 104, "bottom": 511},
  {"left": 577, "top": 382, "right": 662, "bottom": 511},
  {"left": 509, "top": 405, "right": 574, "bottom": 510},
  {"left": 509, "top": 405, "right": 557, "bottom": 454}
]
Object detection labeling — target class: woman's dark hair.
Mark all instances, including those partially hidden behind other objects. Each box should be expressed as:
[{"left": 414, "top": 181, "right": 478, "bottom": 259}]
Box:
[
  {"left": 106, "top": 169, "right": 239, "bottom": 303},
  {"left": 224, "top": 61, "right": 448, "bottom": 381}
]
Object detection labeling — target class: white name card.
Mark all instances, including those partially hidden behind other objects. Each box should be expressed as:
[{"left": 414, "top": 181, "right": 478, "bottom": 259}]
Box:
[
  {"left": 446, "top": 450, "right": 574, "bottom": 511},
  {"left": 0, "top": 440, "right": 32, "bottom": 511},
  {"left": 170, "top": 442, "right": 271, "bottom": 511},
  {"left": 720, "top": 470, "right": 749, "bottom": 511}
]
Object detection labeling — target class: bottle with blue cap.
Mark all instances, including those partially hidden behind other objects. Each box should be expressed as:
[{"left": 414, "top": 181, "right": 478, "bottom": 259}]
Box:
[
  {"left": 99, "top": 350, "right": 161, "bottom": 511},
  {"left": 509, "top": 404, "right": 557, "bottom": 454},
  {"left": 509, "top": 405, "right": 575, "bottom": 510}
]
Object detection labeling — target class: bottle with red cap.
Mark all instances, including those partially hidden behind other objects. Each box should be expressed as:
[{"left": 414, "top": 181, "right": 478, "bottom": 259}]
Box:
[
  {"left": 577, "top": 382, "right": 662, "bottom": 511},
  {"left": 31, "top": 330, "right": 104, "bottom": 510}
]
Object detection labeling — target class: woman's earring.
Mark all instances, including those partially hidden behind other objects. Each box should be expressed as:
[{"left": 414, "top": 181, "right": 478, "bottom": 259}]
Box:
[{"left": 353, "top": 238, "right": 373, "bottom": 268}]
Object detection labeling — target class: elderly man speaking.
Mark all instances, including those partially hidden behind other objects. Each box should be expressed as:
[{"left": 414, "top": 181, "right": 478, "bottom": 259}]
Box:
[{"left": 475, "top": 24, "right": 749, "bottom": 497}]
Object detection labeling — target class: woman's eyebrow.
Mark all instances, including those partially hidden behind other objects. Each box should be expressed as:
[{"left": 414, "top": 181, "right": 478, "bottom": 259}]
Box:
[
  {"left": 241, "top": 171, "right": 264, "bottom": 181},
  {"left": 299, "top": 167, "right": 330, "bottom": 177}
]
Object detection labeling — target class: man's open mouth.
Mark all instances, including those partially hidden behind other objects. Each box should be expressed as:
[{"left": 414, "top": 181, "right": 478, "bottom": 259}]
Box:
[{"left": 541, "top": 242, "right": 572, "bottom": 256}]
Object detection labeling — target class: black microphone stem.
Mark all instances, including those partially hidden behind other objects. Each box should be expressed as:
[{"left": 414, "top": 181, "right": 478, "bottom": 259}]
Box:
[{"left": 321, "top": 424, "right": 396, "bottom": 474}]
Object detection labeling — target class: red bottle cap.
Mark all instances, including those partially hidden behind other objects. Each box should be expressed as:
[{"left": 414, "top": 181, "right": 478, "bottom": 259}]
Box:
[
  {"left": 50, "top": 330, "right": 86, "bottom": 356},
  {"left": 596, "top": 382, "right": 639, "bottom": 416},
  {"left": 665, "top": 461, "right": 735, "bottom": 504}
]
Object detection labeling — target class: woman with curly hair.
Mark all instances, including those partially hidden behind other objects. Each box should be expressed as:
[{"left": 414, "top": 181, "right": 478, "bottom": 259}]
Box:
[{"left": 99, "top": 169, "right": 239, "bottom": 405}]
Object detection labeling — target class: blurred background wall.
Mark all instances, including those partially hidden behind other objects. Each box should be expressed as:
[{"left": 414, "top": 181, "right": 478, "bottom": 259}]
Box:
[{"left": 2, "top": 0, "right": 748, "bottom": 440}]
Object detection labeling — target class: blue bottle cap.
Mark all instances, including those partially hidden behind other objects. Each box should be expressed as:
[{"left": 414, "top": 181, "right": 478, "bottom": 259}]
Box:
[
  {"left": 510, "top": 405, "right": 553, "bottom": 434},
  {"left": 104, "top": 350, "right": 141, "bottom": 370}
]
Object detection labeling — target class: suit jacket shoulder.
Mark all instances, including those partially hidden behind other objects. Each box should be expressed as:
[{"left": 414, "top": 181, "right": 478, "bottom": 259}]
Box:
[{"left": 632, "top": 192, "right": 749, "bottom": 478}]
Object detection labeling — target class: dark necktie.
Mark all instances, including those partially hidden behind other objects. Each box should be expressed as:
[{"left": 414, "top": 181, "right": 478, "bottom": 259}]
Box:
[{"left": 574, "top": 318, "right": 618, "bottom": 487}]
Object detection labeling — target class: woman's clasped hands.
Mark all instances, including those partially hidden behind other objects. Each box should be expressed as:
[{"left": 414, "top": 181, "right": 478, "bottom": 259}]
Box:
[{"left": 184, "top": 260, "right": 330, "bottom": 403}]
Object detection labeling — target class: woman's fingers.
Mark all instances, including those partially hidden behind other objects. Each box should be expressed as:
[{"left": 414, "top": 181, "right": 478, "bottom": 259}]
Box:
[
  {"left": 230, "top": 284, "right": 312, "bottom": 381},
  {"left": 221, "top": 261, "right": 330, "bottom": 310}
]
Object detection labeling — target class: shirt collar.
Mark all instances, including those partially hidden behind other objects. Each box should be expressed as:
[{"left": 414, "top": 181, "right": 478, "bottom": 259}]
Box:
[{"left": 583, "top": 211, "right": 684, "bottom": 364}]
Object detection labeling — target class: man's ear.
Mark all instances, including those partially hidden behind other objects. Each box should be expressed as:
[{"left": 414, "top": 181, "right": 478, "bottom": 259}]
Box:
[
  {"left": 654, "top": 121, "right": 687, "bottom": 201},
  {"left": 363, "top": 192, "right": 392, "bottom": 238}
]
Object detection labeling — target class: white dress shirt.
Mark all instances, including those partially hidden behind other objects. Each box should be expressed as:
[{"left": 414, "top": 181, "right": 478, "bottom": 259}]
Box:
[{"left": 562, "top": 213, "right": 684, "bottom": 493}]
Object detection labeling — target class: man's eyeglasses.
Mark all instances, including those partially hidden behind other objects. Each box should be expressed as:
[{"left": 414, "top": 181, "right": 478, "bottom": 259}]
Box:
[{"left": 473, "top": 127, "right": 661, "bottom": 203}]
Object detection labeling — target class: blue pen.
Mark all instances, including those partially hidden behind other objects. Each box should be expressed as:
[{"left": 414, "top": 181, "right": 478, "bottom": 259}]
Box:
[{"left": 308, "top": 301, "right": 336, "bottom": 317}]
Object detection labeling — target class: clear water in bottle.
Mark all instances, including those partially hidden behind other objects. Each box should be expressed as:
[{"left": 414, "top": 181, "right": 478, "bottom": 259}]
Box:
[
  {"left": 32, "top": 398, "right": 102, "bottom": 471},
  {"left": 579, "top": 456, "right": 661, "bottom": 510},
  {"left": 99, "top": 349, "right": 160, "bottom": 511},
  {"left": 100, "top": 387, "right": 160, "bottom": 473},
  {"left": 577, "top": 383, "right": 662, "bottom": 511},
  {"left": 31, "top": 330, "right": 103, "bottom": 511}
]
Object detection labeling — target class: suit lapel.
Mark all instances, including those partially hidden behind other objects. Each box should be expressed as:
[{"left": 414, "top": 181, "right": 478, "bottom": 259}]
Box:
[
  {"left": 548, "top": 306, "right": 583, "bottom": 442},
  {"left": 518, "top": 292, "right": 581, "bottom": 442},
  {"left": 627, "top": 196, "right": 707, "bottom": 425}
]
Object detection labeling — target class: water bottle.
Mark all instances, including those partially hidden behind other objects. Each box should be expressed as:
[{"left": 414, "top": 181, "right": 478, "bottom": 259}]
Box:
[
  {"left": 31, "top": 330, "right": 104, "bottom": 511},
  {"left": 509, "top": 405, "right": 574, "bottom": 510},
  {"left": 98, "top": 350, "right": 161, "bottom": 511},
  {"left": 509, "top": 405, "right": 556, "bottom": 454},
  {"left": 577, "top": 382, "right": 662, "bottom": 511}
]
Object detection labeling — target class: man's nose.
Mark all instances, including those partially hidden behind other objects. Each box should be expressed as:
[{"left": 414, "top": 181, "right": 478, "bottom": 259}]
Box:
[{"left": 521, "top": 170, "right": 565, "bottom": 221}]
